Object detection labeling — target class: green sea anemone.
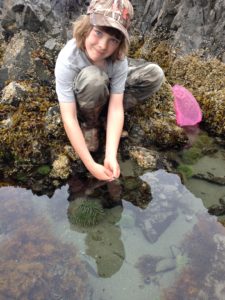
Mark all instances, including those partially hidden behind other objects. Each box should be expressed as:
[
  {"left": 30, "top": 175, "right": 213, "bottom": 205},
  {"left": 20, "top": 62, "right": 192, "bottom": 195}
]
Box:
[{"left": 67, "top": 198, "right": 105, "bottom": 227}]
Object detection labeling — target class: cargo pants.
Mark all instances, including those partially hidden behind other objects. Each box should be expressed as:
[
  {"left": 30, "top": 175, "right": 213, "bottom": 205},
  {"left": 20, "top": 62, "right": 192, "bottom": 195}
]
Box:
[{"left": 73, "top": 58, "right": 164, "bottom": 128}]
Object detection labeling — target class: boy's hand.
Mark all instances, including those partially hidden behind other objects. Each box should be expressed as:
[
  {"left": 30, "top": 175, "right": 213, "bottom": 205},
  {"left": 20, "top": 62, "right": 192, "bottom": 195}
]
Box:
[
  {"left": 104, "top": 157, "right": 120, "bottom": 180},
  {"left": 88, "top": 162, "right": 114, "bottom": 181}
]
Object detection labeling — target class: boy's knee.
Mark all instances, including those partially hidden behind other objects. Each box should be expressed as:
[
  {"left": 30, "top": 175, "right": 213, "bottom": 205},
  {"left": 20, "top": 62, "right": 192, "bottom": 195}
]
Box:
[
  {"left": 74, "top": 66, "right": 109, "bottom": 112},
  {"left": 147, "top": 64, "right": 164, "bottom": 85},
  {"left": 75, "top": 66, "right": 109, "bottom": 92}
]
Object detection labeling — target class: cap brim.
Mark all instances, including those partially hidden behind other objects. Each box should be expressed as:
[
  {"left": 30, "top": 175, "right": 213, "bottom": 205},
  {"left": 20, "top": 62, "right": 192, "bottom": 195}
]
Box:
[{"left": 90, "top": 13, "right": 130, "bottom": 43}]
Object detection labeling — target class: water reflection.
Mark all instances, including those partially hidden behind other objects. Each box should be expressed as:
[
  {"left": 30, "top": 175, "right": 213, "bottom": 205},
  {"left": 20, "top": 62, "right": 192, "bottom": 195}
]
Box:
[
  {"left": 66, "top": 173, "right": 152, "bottom": 278},
  {"left": 67, "top": 197, "right": 125, "bottom": 278},
  {"left": 67, "top": 174, "right": 152, "bottom": 209}
]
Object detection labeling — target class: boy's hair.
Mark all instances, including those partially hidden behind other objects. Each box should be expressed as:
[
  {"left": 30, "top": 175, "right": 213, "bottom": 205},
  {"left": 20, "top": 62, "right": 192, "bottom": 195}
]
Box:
[{"left": 73, "top": 15, "right": 129, "bottom": 61}]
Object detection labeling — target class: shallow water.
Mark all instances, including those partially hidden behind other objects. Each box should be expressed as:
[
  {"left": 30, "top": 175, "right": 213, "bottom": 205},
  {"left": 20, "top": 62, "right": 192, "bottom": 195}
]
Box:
[
  {"left": 0, "top": 132, "right": 225, "bottom": 299},
  {"left": 0, "top": 172, "right": 225, "bottom": 299}
]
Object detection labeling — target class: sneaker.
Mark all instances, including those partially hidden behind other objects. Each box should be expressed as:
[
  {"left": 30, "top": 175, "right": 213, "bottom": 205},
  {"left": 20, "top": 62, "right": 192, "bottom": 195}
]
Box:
[{"left": 81, "top": 125, "right": 99, "bottom": 152}]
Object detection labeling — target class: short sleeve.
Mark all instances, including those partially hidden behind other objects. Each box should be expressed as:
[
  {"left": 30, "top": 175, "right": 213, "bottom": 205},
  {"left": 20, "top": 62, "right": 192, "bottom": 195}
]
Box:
[
  {"left": 55, "top": 56, "right": 78, "bottom": 103},
  {"left": 110, "top": 58, "right": 128, "bottom": 94}
]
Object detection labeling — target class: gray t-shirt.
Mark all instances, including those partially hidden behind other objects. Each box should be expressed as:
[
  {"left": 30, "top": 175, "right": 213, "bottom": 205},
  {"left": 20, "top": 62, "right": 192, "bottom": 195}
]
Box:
[{"left": 55, "top": 39, "right": 128, "bottom": 103}]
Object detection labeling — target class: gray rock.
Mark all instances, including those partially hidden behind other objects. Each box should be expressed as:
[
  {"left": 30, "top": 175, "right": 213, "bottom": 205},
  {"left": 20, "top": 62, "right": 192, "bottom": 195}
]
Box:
[{"left": 1, "top": 81, "right": 26, "bottom": 106}]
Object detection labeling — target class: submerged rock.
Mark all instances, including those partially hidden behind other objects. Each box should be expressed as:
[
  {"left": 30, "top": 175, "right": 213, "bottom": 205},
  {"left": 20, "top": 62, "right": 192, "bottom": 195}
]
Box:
[{"left": 0, "top": 196, "right": 91, "bottom": 300}]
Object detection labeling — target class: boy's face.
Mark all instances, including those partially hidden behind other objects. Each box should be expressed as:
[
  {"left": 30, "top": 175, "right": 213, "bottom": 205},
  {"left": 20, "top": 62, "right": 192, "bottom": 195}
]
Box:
[{"left": 85, "top": 27, "right": 120, "bottom": 63}]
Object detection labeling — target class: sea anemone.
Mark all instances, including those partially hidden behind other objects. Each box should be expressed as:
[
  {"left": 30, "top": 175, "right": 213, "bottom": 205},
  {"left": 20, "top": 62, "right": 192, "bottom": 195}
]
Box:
[{"left": 67, "top": 198, "right": 105, "bottom": 227}]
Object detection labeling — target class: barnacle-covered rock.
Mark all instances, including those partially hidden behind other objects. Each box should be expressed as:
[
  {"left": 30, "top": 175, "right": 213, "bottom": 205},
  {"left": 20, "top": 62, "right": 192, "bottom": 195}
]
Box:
[
  {"left": 170, "top": 54, "right": 225, "bottom": 137},
  {"left": 129, "top": 146, "right": 159, "bottom": 169},
  {"left": 126, "top": 81, "right": 188, "bottom": 149},
  {"left": 50, "top": 154, "right": 71, "bottom": 180}
]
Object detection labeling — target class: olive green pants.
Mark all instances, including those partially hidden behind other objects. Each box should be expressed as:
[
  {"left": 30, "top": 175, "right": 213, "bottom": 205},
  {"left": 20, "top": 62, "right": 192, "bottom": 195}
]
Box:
[{"left": 73, "top": 58, "right": 164, "bottom": 128}]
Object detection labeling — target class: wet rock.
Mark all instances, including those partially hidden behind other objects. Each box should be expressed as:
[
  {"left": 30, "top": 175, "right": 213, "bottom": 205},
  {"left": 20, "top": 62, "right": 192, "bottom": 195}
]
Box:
[
  {"left": 193, "top": 172, "right": 225, "bottom": 186},
  {"left": 126, "top": 81, "right": 188, "bottom": 149},
  {"left": 121, "top": 175, "right": 152, "bottom": 209},
  {"left": 208, "top": 204, "right": 225, "bottom": 217},
  {"left": 170, "top": 55, "right": 225, "bottom": 137},
  {"left": 129, "top": 146, "right": 159, "bottom": 169}
]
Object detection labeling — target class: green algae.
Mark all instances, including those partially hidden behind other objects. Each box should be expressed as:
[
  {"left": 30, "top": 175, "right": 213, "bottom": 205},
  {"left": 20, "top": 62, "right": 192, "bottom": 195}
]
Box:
[
  {"left": 37, "top": 165, "right": 51, "bottom": 175},
  {"left": 181, "top": 147, "right": 203, "bottom": 165},
  {"left": 177, "top": 164, "right": 193, "bottom": 180}
]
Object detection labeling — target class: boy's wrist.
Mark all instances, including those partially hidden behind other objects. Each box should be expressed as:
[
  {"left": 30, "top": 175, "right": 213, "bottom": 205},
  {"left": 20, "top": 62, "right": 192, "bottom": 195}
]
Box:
[{"left": 105, "top": 151, "right": 117, "bottom": 161}]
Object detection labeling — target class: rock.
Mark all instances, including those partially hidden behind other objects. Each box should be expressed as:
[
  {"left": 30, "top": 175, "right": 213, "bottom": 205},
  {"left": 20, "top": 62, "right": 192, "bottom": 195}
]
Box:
[
  {"left": 129, "top": 146, "right": 159, "bottom": 169},
  {"left": 50, "top": 154, "right": 71, "bottom": 179},
  {"left": 1, "top": 81, "right": 26, "bottom": 106},
  {"left": 193, "top": 172, "right": 225, "bottom": 185},
  {"left": 44, "top": 38, "right": 57, "bottom": 50},
  {"left": 155, "top": 257, "right": 176, "bottom": 273},
  {"left": 1, "top": 31, "right": 37, "bottom": 82},
  {"left": 1, "top": 0, "right": 55, "bottom": 34}
]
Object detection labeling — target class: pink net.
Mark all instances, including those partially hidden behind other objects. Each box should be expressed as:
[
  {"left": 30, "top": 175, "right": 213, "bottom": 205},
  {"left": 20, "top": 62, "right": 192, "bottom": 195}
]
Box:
[{"left": 172, "top": 84, "right": 202, "bottom": 127}]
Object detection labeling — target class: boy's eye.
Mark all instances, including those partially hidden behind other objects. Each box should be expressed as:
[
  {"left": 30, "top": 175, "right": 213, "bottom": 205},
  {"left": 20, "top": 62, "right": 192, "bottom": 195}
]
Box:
[
  {"left": 94, "top": 29, "right": 102, "bottom": 36},
  {"left": 110, "top": 38, "right": 120, "bottom": 45}
]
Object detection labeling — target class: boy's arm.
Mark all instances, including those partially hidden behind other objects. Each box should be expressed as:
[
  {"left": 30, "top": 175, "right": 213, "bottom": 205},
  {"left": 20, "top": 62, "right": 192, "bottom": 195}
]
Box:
[
  {"left": 104, "top": 93, "right": 124, "bottom": 178},
  {"left": 59, "top": 102, "right": 113, "bottom": 181}
]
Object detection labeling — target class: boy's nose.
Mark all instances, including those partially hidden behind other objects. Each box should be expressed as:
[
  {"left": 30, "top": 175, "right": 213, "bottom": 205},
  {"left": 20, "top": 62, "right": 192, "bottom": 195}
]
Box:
[{"left": 99, "top": 38, "right": 108, "bottom": 50}]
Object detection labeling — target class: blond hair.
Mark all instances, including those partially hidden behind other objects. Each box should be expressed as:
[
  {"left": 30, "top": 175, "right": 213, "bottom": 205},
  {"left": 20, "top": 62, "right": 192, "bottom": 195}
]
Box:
[{"left": 72, "top": 15, "right": 129, "bottom": 61}]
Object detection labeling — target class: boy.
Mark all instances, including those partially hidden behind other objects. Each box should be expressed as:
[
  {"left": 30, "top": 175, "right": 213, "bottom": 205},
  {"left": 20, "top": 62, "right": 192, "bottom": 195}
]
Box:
[{"left": 55, "top": 0, "right": 164, "bottom": 181}]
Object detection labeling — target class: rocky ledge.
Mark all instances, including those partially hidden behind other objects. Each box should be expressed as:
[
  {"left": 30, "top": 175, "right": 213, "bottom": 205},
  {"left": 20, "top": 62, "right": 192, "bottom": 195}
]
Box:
[{"left": 0, "top": 0, "right": 224, "bottom": 194}]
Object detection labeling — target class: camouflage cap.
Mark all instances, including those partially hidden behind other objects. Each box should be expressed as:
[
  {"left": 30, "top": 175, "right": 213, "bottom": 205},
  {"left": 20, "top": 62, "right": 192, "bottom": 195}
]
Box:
[{"left": 87, "top": 0, "right": 134, "bottom": 42}]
